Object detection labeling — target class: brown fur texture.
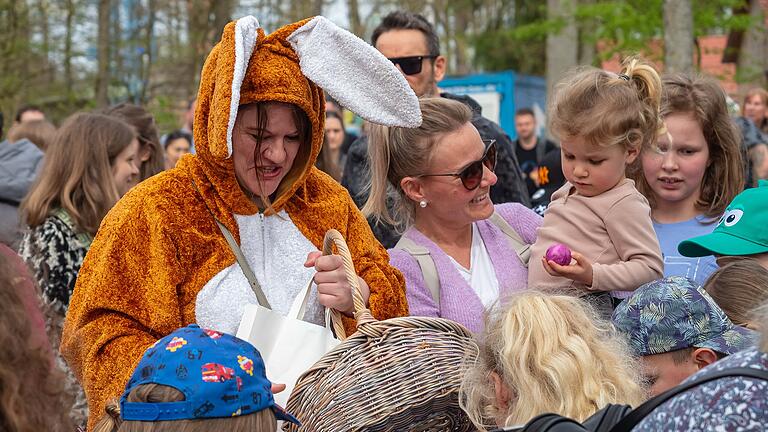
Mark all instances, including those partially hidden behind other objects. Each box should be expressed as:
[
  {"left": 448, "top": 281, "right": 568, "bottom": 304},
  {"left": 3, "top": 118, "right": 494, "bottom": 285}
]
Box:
[{"left": 61, "top": 18, "right": 407, "bottom": 431}]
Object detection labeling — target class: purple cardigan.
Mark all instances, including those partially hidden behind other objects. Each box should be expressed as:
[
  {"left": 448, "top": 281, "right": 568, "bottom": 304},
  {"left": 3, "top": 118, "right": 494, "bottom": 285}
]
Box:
[{"left": 388, "top": 203, "right": 542, "bottom": 333}]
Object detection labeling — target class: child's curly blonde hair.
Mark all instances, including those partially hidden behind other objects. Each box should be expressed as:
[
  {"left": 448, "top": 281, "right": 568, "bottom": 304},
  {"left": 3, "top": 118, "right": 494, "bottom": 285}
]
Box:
[
  {"left": 548, "top": 56, "right": 664, "bottom": 152},
  {"left": 460, "top": 291, "right": 647, "bottom": 431}
]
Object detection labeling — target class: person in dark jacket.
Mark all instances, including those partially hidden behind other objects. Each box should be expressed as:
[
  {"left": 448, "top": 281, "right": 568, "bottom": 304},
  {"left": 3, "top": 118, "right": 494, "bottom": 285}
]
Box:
[
  {"left": 512, "top": 107, "right": 558, "bottom": 198},
  {"left": 735, "top": 115, "right": 768, "bottom": 188},
  {"left": 342, "top": 10, "right": 529, "bottom": 248},
  {"left": 0, "top": 137, "right": 44, "bottom": 250}
]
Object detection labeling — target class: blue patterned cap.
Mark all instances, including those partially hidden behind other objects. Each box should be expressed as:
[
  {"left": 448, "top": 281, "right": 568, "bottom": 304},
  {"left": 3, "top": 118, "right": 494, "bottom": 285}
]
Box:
[
  {"left": 120, "top": 325, "right": 299, "bottom": 424},
  {"left": 611, "top": 277, "right": 755, "bottom": 356}
]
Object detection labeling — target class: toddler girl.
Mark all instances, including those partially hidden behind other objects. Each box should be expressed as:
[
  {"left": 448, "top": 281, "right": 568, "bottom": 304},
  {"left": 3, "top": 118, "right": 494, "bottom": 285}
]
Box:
[{"left": 528, "top": 58, "right": 664, "bottom": 306}]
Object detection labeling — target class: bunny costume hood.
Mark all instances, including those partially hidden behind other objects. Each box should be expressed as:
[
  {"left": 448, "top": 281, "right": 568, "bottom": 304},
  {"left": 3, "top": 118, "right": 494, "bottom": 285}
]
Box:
[{"left": 61, "top": 16, "right": 420, "bottom": 430}]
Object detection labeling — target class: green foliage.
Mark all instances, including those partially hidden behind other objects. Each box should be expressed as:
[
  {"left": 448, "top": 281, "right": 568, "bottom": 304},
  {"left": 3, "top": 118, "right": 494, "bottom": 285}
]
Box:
[
  {"left": 472, "top": 0, "right": 759, "bottom": 72},
  {"left": 473, "top": 28, "right": 547, "bottom": 74},
  {"left": 574, "top": 0, "right": 664, "bottom": 60},
  {"left": 149, "top": 96, "right": 182, "bottom": 136},
  {"left": 472, "top": 1, "right": 548, "bottom": 74}
]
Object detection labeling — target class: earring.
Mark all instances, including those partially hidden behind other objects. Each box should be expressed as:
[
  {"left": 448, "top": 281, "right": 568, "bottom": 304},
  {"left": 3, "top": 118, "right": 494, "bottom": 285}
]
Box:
[{"left": 419, "top": 200, "right": 428, "bottom": 208}]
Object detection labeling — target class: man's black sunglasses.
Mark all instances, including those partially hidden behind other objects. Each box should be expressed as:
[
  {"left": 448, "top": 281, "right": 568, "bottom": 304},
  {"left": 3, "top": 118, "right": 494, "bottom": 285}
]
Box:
[
  {"left": 387, "top": 55, "right": 438, "bottom": 76},
  {"left": 417, "top": 140, "right": 497, "bottom": 190}
]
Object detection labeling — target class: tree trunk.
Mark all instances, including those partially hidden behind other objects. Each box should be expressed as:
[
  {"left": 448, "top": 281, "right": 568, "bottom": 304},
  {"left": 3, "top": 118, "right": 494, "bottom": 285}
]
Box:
[
  {"left": 737, "top": 0, "right": 767, "bottom": 87},
  {"left": 312, "top": 0, "right": 324, "bottom": 16},
  {"left": 212, "top": 0, "right": 234, "bottom": 42},
  {"left": 546, "top": 0, "right": 578, "bottom": 98},
  {"left": 64, "top": 0, "right": 75, "bottom": 95},
  {"left": 347, "top": 0, "right": 364, "bottom": 36},
  {"left": 663, "top": 0, "right": 694, "bottom": 74},
  {"left": 0, "top": 0, "right": 31, "bottom": 107},
  {"left": 140, "top": 0, "right": 156, "bottom": 104},
  {"left": 186, "top": 0, "right": 212, "bottom": 97},
  {"left": 578, "top": 0, "right": 596, "bottom": 66},
  {"left": 96, "top": 0, "right": 111, "bottom": 107},
  {"left": 453, "top": 2, "right": 472, "bottom": 75},
  {"left": 37, "top": 0, "right": 50, "bottom": 59}
]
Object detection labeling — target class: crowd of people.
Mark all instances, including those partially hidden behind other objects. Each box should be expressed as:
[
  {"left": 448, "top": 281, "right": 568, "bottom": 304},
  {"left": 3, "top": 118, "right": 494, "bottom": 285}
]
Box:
[{"left": 0, "top": 9, "right": 767, "bottom": 432}]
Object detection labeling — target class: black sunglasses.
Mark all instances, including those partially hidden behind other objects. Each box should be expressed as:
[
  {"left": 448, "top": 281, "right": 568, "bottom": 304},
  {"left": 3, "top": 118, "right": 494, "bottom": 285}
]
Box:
[
  {"left": 417, "top": 140, "right": 497, "bottom": 190},
  {"left": 387, "top": 55, "right": 438, "bottom": 76}
]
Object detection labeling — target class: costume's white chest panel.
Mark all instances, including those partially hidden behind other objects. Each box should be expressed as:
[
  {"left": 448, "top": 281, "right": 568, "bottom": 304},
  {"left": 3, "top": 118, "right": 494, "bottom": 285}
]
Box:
[{"left": 195, "top": 210, "right": 323, "bottom": 335}]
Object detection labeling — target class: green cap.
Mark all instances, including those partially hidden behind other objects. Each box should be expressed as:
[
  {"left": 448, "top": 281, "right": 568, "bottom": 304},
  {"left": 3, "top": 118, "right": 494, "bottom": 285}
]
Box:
[{"left": 679, "top": 180, "right": 768, "bottom": 257}]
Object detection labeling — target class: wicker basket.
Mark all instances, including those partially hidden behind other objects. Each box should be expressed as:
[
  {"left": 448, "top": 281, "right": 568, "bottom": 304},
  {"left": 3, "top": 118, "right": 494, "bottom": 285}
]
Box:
[{"left": 283, "top": 230, "right": 479, "bottom": 432}]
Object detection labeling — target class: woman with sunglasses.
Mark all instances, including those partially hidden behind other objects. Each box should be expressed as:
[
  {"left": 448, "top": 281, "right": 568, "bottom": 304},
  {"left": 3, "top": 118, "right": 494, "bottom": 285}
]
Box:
[{"left": 363, "top": 97, "right": 542, "bottom": 332}]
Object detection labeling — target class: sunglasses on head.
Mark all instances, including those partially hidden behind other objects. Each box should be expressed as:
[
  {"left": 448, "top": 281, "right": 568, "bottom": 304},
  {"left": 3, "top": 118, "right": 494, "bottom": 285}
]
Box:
[
  {"left": 418, "top": 139, "right": 497, "bottom": 190},
  {"left": 387, "top": 55, "right": 438, "bottom": 76}
]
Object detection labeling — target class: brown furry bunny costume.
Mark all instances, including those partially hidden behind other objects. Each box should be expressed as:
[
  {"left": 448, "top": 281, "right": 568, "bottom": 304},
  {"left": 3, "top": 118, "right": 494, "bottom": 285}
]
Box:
[{"left": 61, "top": 16, "right": 421, "bottom": 429}]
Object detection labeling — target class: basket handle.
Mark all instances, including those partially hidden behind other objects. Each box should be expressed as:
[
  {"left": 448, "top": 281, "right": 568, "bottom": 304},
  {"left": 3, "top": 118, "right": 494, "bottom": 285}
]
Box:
[{"left": 322, "top": 229, "right": 372, "bottom": 340}]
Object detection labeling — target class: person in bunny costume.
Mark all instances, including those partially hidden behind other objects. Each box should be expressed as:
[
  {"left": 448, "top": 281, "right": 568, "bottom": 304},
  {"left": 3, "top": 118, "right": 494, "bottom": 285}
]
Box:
[{"left": 61, "top": 16, "right": 420, "bottom": 429}]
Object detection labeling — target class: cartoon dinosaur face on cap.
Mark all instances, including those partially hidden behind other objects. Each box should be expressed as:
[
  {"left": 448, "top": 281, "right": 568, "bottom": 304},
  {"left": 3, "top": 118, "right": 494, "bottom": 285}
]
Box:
[{"left": 679, "top": 180, "right": 768, "bottom": 257}]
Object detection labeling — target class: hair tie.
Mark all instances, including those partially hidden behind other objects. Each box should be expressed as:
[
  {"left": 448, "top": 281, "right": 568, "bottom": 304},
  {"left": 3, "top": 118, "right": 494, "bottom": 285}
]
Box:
[{"left": 618, "top": 74, "right": 631, "bottom": 82}]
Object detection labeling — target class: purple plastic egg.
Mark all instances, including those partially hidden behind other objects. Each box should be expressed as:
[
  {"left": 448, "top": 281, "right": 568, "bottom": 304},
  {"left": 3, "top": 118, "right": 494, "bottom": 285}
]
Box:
[{"left": 546, "top": 243, "right": 572, "bottom": 266}]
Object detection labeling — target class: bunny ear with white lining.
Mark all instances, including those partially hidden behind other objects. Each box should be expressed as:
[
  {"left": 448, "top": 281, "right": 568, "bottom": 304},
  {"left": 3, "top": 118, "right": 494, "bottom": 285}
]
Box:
[
  {"left": 287, "top": 16, "right": 422, "bottom": 128},
  {"left": 226, "top": 16, "right": 260, "bottom": 155}
]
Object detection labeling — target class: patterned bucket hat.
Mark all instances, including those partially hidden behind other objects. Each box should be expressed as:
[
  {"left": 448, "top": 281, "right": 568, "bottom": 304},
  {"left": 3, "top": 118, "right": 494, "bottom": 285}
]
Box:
[
  {"left": 611, "top": 277, "right": 755, "bottom": 356},
  {"left": 120, "top": 324, "right": 299, "bottom": 424}
]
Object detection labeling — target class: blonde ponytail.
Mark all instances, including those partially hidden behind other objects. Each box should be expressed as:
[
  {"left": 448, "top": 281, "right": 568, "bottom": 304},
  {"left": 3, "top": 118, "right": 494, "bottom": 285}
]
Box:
[
  {"left": 361, "top": 123, "right": 395, "bottom": 226},
  {"left": 363, "top": 97, "right": 473, "bottom": 230},
  {"left": 548, "top": 56, "right": 664, "bottom": 152},
  {"left": 621, "top": 56, "right": 666, "bottom": 148}
]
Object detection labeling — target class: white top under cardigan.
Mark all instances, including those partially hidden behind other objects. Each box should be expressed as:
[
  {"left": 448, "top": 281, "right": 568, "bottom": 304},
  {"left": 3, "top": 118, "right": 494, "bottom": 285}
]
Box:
[{"left": 448, "top": 223, "right": 500, "bottom": 308}]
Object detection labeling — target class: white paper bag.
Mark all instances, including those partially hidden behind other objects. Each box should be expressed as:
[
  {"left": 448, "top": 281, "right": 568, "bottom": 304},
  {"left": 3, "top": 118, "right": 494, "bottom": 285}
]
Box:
[{"left": 236, "top": 279, "right": 340, "bottom": 406}]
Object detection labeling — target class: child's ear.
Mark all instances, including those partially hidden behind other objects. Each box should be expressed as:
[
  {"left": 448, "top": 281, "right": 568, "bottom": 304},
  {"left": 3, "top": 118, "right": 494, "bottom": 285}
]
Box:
[
  {"left": 625, "top": 146, "right": 640, "bottom": 164},
  {"left": 491, "top": 371, "right": 512, "bottom": 411},
  {"left": 692, "top": 347, "right": 719, "bottom": 370}
]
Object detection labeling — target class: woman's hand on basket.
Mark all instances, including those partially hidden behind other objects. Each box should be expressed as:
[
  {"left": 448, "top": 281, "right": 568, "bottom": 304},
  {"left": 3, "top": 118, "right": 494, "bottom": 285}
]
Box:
[{"left": 305, "top": 251, "right": 370, "bottom": 317}]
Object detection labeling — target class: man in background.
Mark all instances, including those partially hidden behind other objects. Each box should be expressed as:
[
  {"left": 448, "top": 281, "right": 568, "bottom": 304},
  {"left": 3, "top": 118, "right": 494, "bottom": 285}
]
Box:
[
  {"left": 14, "top": 105, "right": 46, "bottom": 125},
  {"left": 512, "top": 107, "right": 557, "bottom": 199}
]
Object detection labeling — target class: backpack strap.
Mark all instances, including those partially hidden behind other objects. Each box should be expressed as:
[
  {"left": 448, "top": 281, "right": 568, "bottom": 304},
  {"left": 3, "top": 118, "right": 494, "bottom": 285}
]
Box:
[
  {"left": 610, "top": 366, "right": 768, "bottom": 432},
  {"left": 394, "top": 211, "right": 531, "bottom": 306},
  {"left": 394, "top": 235, "right": 440, "bottom": 308},
  {"left": 514, "top": 413, "right": 586, "bottom": 431},
  {"left": 53, "top": 208, "right": 94, "bottom": 249},
  {"left": 488, "top": 211, "right": 531, "bottom": 267},
  {"left": 583, "top": 404, "right": 632, "bottom": 432}
]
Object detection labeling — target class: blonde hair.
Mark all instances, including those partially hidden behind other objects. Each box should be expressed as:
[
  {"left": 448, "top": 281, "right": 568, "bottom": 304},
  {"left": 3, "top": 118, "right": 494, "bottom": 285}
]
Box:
[
  {"left": 703, "top": 260, "right": 768, "bottom": 328},
  {"left": 20, "top": 113, "right": 136, "bottom": 236},
  {"left": 7, "top": 119, "right": 57, "bottom": 151},
  {"left": 460, "top": 291, "right": 646, "bottom": 431},
  {"left": 362, "top": 97, "right": 472, "bottom": 229},
  {"left": 549, "top": 56, "right": 664, "bottom": 152},
  {"left": 629, "top": 74, "right": 744, "bottom": 219},
  {"left": 93, "top": 384, "right": 277, "bottom": 432}
]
